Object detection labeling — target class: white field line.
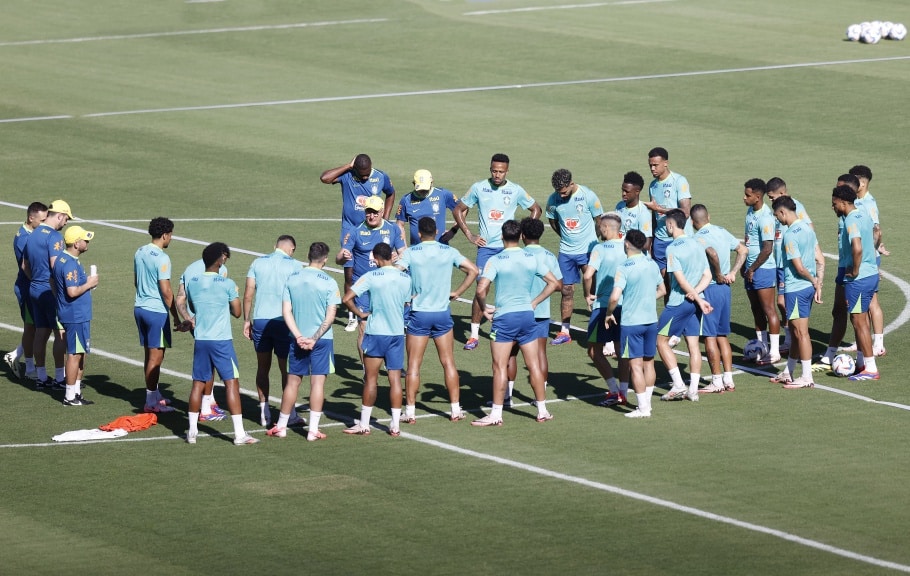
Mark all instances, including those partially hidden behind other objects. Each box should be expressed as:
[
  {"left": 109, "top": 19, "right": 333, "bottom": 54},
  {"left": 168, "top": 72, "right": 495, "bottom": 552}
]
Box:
[
  {"left": 0, "top": 19, "right": 390, "bottom": 48},
  {"left": 2, "top": 55, "right": 909, "bottom": 123},
  {"left": 464, "top": 0, "right": 674, "bottom": 16}
]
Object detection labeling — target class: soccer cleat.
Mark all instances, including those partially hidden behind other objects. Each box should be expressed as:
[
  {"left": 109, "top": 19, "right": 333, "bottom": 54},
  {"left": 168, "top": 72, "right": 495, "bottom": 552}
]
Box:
[
  {"left": 210, "top": 403, "right": 228, "bottom": 416},
  {"left": 598, "top": 392, "right": 627, "bottom": 406},
  {"left": 62, "top": 394, "right": 94, "bottom": 406},
  {"left": 660, "top": 386, "right": 687, "bottom": 401},
  {"left": 873, "top": 347, "right": 887, "bottom": 357},
  {"left": 550, "top": 332, "right": 572, "bottom": 346},
  {"left": 624, "top": 408, "right": 651, "bottom": 419},
  {"left": 35, "top": 379, "right": 56, "bottom": 391},
  {"left": 811, "top": 358, "right": 832, "bottom": 372},
  {"left": 768, "top": 372, "right": 793, "bottom": 384},
  {"left": 782, "top": 376, "right": 815, "bottom": 389},
  {"left": 344, "top": 317, "right": 358, "bottom": 332},
  {"left": 848, "top": 370, "right": 880, "bottom": 381},
  {"left": 724, "top": 381, "right": 736, "bottom": 392},
  {"left": 343, "top": 423, "right": 372, "bottom": 435},
  {"left": 154, "top": 392, "right": 172, "bottom": 406},
  {"left": 667, "top": 335, "right": 681, "bottom": 348},
  {"left": 471, "top": 415, "right": 503, "bottom": 427},
  {"left": 144, "top": 403, "right": 175, "bottom": 413},
  {"left": 4, "top": 352, "right": 21, "bottom": 379},
  {"left": 287, "top": 413, "right": 306, "bottom": 427},
  {"left": 686, "top": 391, "right": 699, "bottom": 402},
  {"left": 700, "top": 382, "right": 725, "bottom": 394},
  {"left": 756, "top": 353, "right": 782, "bottom": 366},
  {"left": 388, "top": 428, "right": 401, "bottom": 437},
  {"left": 463, "top": 337, "right": 479, "bottom": 351},
  {"left": 535, "top": 412, "right": 554, "bottom": 423},
  {"left": 266, "top": 426, "right": 287, "bottom": 438},
  {"left": 450, "top": 410, "right": 467, "bottom": 422},
  {"left": 52, "top": 379, "right": 66, "bottom": 390},
  {"left": 307, "top": 430, "right": 327, "bottom": 442},
  {"left": 233, "top": 434, "right": 260, "bottom": 445},
  {"left": 24, "top": 370, "right": 38, "bottom": 382},
  {"left": 199, "top": 411, "right": 226, "bottom": 422},
  {"left": 401, "top": 415, "right": 417, "bottom": 425},
  {"left": 186, "top": 432, "right": 197, "bottom": 445}
]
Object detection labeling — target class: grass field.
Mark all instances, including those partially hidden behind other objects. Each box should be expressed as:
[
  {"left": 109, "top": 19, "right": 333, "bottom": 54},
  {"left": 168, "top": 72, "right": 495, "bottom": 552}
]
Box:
[{"left": 2, "top": 1, "right": 910, "bottom": 574}]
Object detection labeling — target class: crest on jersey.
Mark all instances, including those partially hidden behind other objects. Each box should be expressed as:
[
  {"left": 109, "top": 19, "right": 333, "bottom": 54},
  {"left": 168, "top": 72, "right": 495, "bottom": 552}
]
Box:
[
  {"left": 503, "top": 196, "right": 511, "bottom": 206},
  {"left": 432, "top": 202, "right": 440, "bottom": 213}
]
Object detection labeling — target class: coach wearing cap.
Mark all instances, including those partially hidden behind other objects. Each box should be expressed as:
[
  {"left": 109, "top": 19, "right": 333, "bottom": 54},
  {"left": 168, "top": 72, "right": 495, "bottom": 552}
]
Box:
[{"left": 395, "top": 169, "right": 461, "bottom": 246}]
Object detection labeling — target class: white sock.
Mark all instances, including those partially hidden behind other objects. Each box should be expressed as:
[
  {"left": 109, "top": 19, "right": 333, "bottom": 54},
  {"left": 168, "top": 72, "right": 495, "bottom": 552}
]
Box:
[
  {"left": 450, "top": 402, "right": 461, "bottom": 415},
  {"left": 865, "top": 357, "right": 877, "bottom": 373},
  {"left": 65, "top": 384, "right": 77, "bottom": 401},
  {"left": 490, "top": 404, "right": 503, "bottom": 420},
  {"left": 536, "top": 400, "right": 548, "bottom": 416},
  {"left": 391, "top": 408, "right": 401, "bottom": 429},
  {"left": 309, "top": 411, "right": 322, "bottom": 433},
  {"left": 668, "top": 367, "right": 685, "bottom": 388},
  {"left": 635, "top": 392, "right": 650, "bottom": 415},
  {"left": 201, "top": 394, "right": 213, "bottom": 414},
  {"left": 644, "top": 386, "right": 655, "bottom": 413},
  {"left": 348, "top": 311, "right": 355, "bottom": 321},
  {"left": 470, "top": 323, "right": 480, "bottom": 339},
  {"left": 689, "top": 372, "right": 700, "bottom": 393},
  {"left": 606, "top": 377, "right": 619, "bottom": 394},
  {"left": 277, "top": 412, "right": 290, "bottom": 429},
  {"left": 55, "top": 367, "right": 64, "bottom": 382},
  {"left": 507, "top": 380, "right": 514, "bottom": 398},
  {"left": 873, "top": 334, "right": 884, "bottom": 349},
  {"left": 712, "top": 374, "right": 723, "bottom": 387},
  {"left": 188, "top": 412, "right": 199, "bottom": 435},
  {"left": 722, "top": 372, "right": 734, "bottom": 386},
  {"left": 231, "top": 414, "right": 246, "bottom": 439},
  {"left": 769, "top": 333, "right": 780, "bottom": 356},
  {"left": 360, "top": 405, "right": 373, "bottom": 429},
  {"left": 405, "top": 404, "right": 416, "bottom": 418},
  {"left": 561, "top": 323, "right": 570, "bottom": 333},
  {"left": 801, "top": 360, "right": 813, "bottom": 379},
  {"left": 74, "top": 379, "right": 81, "bottom": 396},
  {"left": 757, "top": 330, "right": 767, "bottom": 344}
]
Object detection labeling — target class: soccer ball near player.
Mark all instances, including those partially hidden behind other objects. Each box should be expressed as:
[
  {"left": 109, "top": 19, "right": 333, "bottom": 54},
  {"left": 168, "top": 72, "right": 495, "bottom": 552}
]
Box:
[
  {"left": 832, "top": 354, "right": 856, "bottom": 377},
  {"left": 890, "top": 23, "right": 907, "bottom": 40},
  {"left": 846, "top": 24, "right": 863, "bottom": 41},
  {"left": 743, "top": 339, "right": 768, "bottom": 362},
  {"left": 861, "top": 28, "right": 882, "bottom": 44}
]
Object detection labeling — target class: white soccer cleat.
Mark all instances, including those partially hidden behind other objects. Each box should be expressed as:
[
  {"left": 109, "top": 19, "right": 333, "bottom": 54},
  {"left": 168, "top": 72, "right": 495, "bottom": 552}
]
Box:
[
  {"left": 344, "top": 317, "right": 358, "bottom": 332},
  {"left": 625, "top": 408, "right": 651, "bottom": 419}
]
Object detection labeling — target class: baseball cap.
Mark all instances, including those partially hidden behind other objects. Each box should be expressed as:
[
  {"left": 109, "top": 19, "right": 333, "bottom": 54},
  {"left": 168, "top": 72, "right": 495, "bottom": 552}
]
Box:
[
  {"left": 413, "top": 169, "right": 433, "bottom": 192},
  {"left": 64, "top": 226, "right": 94, "bottom": 245},
  {"left": 364, "top": 196, "right": 384, "bottom": 213},
  {"left": 48, "top": 200, "right": 74, "bottom": 219}
]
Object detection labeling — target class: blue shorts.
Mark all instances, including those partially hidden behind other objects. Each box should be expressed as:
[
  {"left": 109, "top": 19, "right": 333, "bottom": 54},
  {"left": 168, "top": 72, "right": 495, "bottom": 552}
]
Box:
[
  {"left": 349, "top": 275, "right": 372, "bottom": 317},
  {"left": 476, "top": 247, "right": 504, "bottom": 277},
  {"left": 289, "top": 338, "right": 334, "bottom": 376},
  {"left": 532, "top": 317, "right": 550, "bottom": 340},
  {"left": 652, "top": 237, "right": 671, "bottom": 271},
  {"left": 701, "top": 284, "right": 731, "bottom": 337},
  {"left": 251, "top": 318, "right": 291, "bottom": 357},
  {"left": 658, "top": 299, "right": 701, "bottom": 338},
  {"left": 777, "top": 268, "right": 786, "bottom": 292},
  {"left": 407, "top": 309, "right": 453, "bottom": 338},
  {"left": 587, "top": 307, "right": 621, "bottom": 344},
  {"left": 745, "top": 267, "right": 776, "bottom": 291},
  {"left": 362, "top": 334, "right": 405, "bottom": 370},
  {"left": 62, "top": 321, "right": 91, "bottom": 355},
  {"left": 557, "top": 252, "right": 589, "bottom": 286},
  {"left": 835, "top": 266, "right": 846, "bottom": 285},
  {"left": 845, "top": 275, "right": 879, "bottom": 315},
  {"left": 15, "top": 281, "right": 33, "bottom": 323},
  {"left": 192, "top": 340, "right": 239, "bottom": 382},
  {"left": 490, "top": 310, "right": 537, "bottom": 346},
  {"left": 29, "top": 286, "right": 57, "bottom": 329},
  {"left": 134, "top": 307, "right": 172, "bottom": 349},
  {"left": 784, "top": 286, "right": 815, "bottom": 320},
  {"left": 620, "top": 323, "right": 657, "bottom": 359}
]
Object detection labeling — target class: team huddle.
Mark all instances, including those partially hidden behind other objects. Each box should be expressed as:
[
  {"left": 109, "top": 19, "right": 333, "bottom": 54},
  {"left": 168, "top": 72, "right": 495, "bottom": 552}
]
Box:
[{"left": 4, "top": 149, "right": 887, "bottom": 440}]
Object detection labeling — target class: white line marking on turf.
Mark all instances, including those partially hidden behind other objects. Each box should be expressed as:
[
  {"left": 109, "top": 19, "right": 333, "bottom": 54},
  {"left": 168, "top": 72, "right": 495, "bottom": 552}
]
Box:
[
  {"left": 0, "top": 19, "right": 390, "bottom": 48},
  {"left": 464, "top": 0, "right": 674, "bottom": 16},
  {"left": 400, "top": 432, "right": 910, "bottom": 573},
  {"left": 0, "top": 115, "right": 73, "bottom": 124},
  {"left": 2, "top": 55, "right": 909, "bottom": 123}
]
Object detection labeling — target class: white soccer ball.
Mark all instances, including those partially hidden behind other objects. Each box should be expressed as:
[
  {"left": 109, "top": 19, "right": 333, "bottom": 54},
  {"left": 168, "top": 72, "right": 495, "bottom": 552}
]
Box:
[
  {"left": 889, "top": 23, "right": 907, "bottom": 40},
  {"left": 846, "top": 24, "right": 862, "bottom": 41},
  {"left": 832, "top": 353, "right": 856, "bottom": 377},
  {"left": 862, "top": 29, "right": 882, "bottom": 44},
  {"left": 860, "top": 21, "right": 873, "bottom": 32},
  {"left": 743, "top": 339, "right": 768, "bottom": 362},
  {"left": 871, "top": 20, "right": 883, "bottom": 34},
  {"left": 880, "top": 21, "right": 894, "bottom": 38}
]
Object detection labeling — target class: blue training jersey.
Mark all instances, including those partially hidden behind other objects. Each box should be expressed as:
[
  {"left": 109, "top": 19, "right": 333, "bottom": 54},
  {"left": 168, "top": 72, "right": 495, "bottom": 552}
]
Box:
[
  {"left": 773, "top": 198, "right": 811, "bottom": 268},
  {"left": 588, "top": 238, "right": 626, "bottom": 309},
  {"left": 396, "top": 241, "right": 468, "bottom": 312},
  {"left": 524, "top": 244, "right": 562, "bottom": 319},
  {"left": 614, "top": 253, "right": 662, "bottom": 326},
  {"left": 480, "top": 246, "right": 549, "bottom": 318},
  {"left": 694, "top": 223, "right": 740, "bottom": 284},
  {"left": 134, "top": 243, "right": 172, "bottom": 313},
  {"left": 53, "top": 252, "right": 92, "bottom": 323},
  {"left": 335, "top": 168, "right": 395, "bottom": 232},
  {"left": 395, "top": 187, "right": 458, "bottom": 245},
  {"left": 854, "top": 192, "right": 880, "bottom": 226},
  {"left": 545, "top": 184, "right": 603, "bottom": 255},
  {"left": 351, "top": 265, "right": 412, "bottom": 336},
  {"left": 460, "top": 179, "right": 536, "bottom": 248},
  {"left": 283, "top": 267, "right": 341, "bottom": 341},
  {"left": 24, "top": 223, "right": 65, "bottom": 288},
  {"left": 342, "top": 220, "right": 406, "bottom": 281},
  {"left": 615, "top": 201, "right": 653, "bottom": 238},
  {"left": 246, "top": 249, "right": 301, "bottom": 320},
  {"left": 649, "top": 171, "right": 691, "bottom": 241},
  {"left": 666, "top": 235, "right": 709, "bottom": 307},
  {"left": 185, "top": 272, "right": 239, "bottom": 341},
  {"left": 14, "top": 224, "right": 33, "bottom": 288},
  {"left": 744, "top": 203, "right": 776, "bottom": 270},
  {"left": 781, "top": 219, "right": 818, "bottom": 293},
  {"left": 841, "top": 208, "right": 878, "bottom": 282}
]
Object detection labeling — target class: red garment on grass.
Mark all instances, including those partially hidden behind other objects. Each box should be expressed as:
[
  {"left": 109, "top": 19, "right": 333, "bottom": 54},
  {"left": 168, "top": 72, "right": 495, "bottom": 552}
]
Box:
[{"left": 99, "top": 413, "right": 158, "bottom": 432}]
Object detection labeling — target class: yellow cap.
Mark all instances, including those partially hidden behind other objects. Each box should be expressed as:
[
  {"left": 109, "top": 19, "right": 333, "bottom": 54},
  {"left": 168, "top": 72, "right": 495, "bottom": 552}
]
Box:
[
  {"left": 64, "top": 226, "right": 94, "bottom": 245},
  {"left": 48, "top": 200, "right": 74, "bottom": 219},
  {"left": 413, "top": 169, "right": 433, "bottom": 192},
  {"left": 364, "top": 195, "right": 384, "bottom": 213}
]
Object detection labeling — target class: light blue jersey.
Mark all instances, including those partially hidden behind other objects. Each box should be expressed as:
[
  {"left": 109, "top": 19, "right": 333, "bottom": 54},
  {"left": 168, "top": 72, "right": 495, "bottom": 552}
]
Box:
[
  {"left": 524, "top": 244, "right": 561, "bottom": 319},
  {"left": 773, "top": 198, "right": 811, "bottom": 267},
  {"left": 744, "top": 203, "right": 776, "bottom": 270},
  {"left": 841, "top": 208, "right": 878, "bottom": 282},
  {"left": 53, "top": 253, "right": 92, "bottom": 323},
  {"left": 666, "top": 235, "right": 709, "bottom": 307},
  {"left": 649, "top": 171, "right": 691, "bottom": 241},
  {"left": 283, "top": 267, "right": 341, "bottom": 340},
  {"left": 854, "top": 192, "right": 880, "bottom": 226},
  {"left": 615, "top": 201, "right": 653, "bottom": 238},
  {"left": 351, "top": 266, "right": 412, "bottom": 335},
  {"left": 134, "top": 243, "right": 172, "bottom": 313},
  {"left": 481, "top": 247, "right": 549, "bottom": 318},
  {"left": 396, "top": 241, "right": 468, "bottom": 312},
  {"left": 460, "top": 179, "right": 536, "bottom": 248},
  {"left": 587, "top": 239, "right": 626, "bottom": 309},
  {"left": 614, "top": 254, "right": 662, "bottom": 326},
  {"left": 185, "top": 272, "right": 240, "bottom": 341},
  {"left": 781, "top": 219, "right": 818, "bottom": 293},
  {"left": 545, "top": 184, "right": 603, "bottom": 255},
  {"left": 247, "top": 249, "right": 301, "bottom": 320},
  {"left": 694, "top": 223, "right": 740, "bottom": 284}
]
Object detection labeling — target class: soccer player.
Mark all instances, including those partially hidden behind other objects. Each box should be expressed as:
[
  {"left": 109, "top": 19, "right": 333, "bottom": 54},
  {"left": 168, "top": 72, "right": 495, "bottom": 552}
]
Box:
[
  {"left": 268, "top": 242, "right": 340, "bottom": 441},
  {"left": 6, "top": 201, "right": 47, "bottom": 380},
  {"left": 396, "top": 169, "right": 460, "bottom": 245},
  {"left": 471, "top": 220, "right": 560, "bottom": 427},
  {"left": 336, "top": 195, "right": 406, "bottom": 356},
  {"left": 691, "top": 204, "right": 748, "bottom": 393},
  {"left": 185, "top": 243, "right": 258, "bottom": 445},
  {"left": 604, "top": 230, "right": 666, "bottom": 419},
  {"left": 134, "top": 217, "right": 182, "bottom": 413},
  {"left": 615, "top": 171, "right": 653, "bottom": 253},
  {"left": 583, "top": 213, "right": 628, "bottom": 405},
  {"left": 742, "top": 178, "right": 781, "bottom": 365},
  {"left": 341, "top": 243, "right": 412, "bottom": 436},
  {"left": 545, "top": 168, "right": 603, "bottom": 345},
  {"left": 242, "top": 235, "right": 301, "bottom": 427},
  {"left": 53, "top": 226, "right": 99, "bottom": 406},
  {"left": 22, "top": 199, "right": 72, "bottom": 390},
  {"left": 766, "top": 177, "right": 821, "bottom": 353},
  {"left": 643, "top": 147, "right": 691, "bottom": 278},
  {"left": 656, "top": 209, "right": 714, "bottom": 403},
  {"left": 769, "top": 196, "right": 823, "bottom": 388},
  {"left": 396, "top": 218, "right": 479, "bottom": 422},
  {"left": 452, "top": 153, "right": 542, "bottom": 350},
  {"left": 850, "top": 165, "right": 887, "bottom": 357},
  {"left": 831, "top": 185, "right": 881, "bottom": 381},
  {"left": 321, "top": 154, "right": 396, "bottom": 332}
]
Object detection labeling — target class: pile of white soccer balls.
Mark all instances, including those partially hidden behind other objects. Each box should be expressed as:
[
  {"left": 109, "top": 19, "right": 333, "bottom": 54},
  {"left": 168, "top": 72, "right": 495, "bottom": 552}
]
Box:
[{"left": 846, "top": 21, "right": 906, "bottom": 44}]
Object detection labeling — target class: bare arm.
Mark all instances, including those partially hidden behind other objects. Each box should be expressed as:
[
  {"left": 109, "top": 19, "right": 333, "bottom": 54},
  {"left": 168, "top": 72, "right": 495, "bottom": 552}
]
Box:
[
  {"left": 728, "top": 243, "right": 748, "bottom": 284},
  {"left": 65, "top": 274, "right": 99, "bottom": 298},
  {"left": 342, "top": 288, "right": 368, "bottom": 319},
  {"left": 528, "top": 202, "right": 542, "bottom": 220},
  {"left": 530, "top": 271, "right": 560, "bottom": 310},
  {"left": 229, "top": 297, "right": 241, "bottom": 319},
  {"left": 547, "top": 218, "right": 561, "bottom": 238},
  {"left": 242, "top": 276, "right": 256, "bottom": 339},
  {"left": 451, "top": 259, "right": 479, "bottom": 301},
  {"left": 158, "top": 279, "right": 181, "bottom": 326},
  {"left": 320, "top": 159, "right": 354, "bottom": 184},
  {"left": 453, "top": 202, "right": 483, "bottom": 247}
]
